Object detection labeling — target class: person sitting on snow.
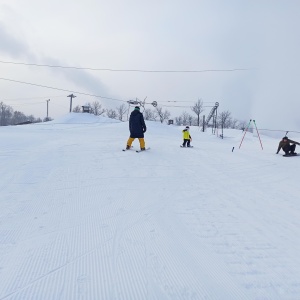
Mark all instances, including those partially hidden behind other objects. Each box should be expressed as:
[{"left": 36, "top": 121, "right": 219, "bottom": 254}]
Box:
[
  {"left": 182, "top": 126, "right": 192, "bottom": 147},
  {"left": 276, "top": 136, "right": 300, "bottom": 155}
]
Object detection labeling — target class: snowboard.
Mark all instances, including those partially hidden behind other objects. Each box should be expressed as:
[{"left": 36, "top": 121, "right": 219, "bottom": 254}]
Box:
[
  {"left": 180, "top": 145, "right": 194, "bottom": 148},
  {"left": 283, "top": 153, "right": 299, "bottom": 157}
]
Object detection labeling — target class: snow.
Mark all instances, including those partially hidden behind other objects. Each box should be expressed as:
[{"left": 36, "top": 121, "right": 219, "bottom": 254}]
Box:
[{"left": 1, "top": 113, "right": 300, "bottom": 300}]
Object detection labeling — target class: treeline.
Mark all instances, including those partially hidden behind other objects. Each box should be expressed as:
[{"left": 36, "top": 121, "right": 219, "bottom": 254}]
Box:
[
  {"left": 73, "top": 99, "right": 247, "bottom": 130},
  {"left": 1, "top": 99, "right": 247, "bottom": 130},
  {"left": 0, "top": 102, "right": 45, "bottom": 126},
  {"left": 73, "top": 102, "right": 173, "bottom": 124}
]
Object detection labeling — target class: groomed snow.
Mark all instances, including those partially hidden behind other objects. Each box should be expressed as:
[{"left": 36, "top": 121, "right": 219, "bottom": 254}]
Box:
[{"left": 1, "top": 113, "right": 300, "bottom": 300}]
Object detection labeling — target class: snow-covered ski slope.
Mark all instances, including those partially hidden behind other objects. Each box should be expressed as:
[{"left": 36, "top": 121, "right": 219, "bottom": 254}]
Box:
[{"left": 1, "top": 113, "right": 300, "bottom": 300}]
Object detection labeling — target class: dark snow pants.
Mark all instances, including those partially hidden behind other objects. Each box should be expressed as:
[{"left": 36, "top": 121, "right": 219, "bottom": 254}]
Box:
[
  {"left": 284, "top": 144, "right": 296, "bottom": 155},
  {"left": 182, "top": 139, "right": 191, "bottom": 147}
]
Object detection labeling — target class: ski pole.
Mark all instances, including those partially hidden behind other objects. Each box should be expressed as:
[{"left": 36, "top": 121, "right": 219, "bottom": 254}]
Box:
[
  {"left": 253, "top": 120, "right": 263, "bottom": 150},
  {"left": 239, "top": 119, "right": 252, "bottom": 149}
]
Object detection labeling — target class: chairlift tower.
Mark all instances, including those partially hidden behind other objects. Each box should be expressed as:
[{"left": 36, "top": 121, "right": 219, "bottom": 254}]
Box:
[
  {"left": 205, "top": 102, "right": 219, "bottom": 134},
  {"left": 67, "top": 94, "right": 76, "bottom": 112},
  {"left": 126, "top": 98, "right": 158, "bottom": 120}
]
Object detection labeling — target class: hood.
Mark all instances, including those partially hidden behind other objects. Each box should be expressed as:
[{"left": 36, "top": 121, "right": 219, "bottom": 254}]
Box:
[{"left": 131, "top": 110, "right": 141, "bottom": 116}]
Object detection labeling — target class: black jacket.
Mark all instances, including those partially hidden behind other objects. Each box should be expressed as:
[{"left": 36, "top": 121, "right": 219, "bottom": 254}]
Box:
[{"left": 129, "top": 110, "right": 147, "bottom": 138}]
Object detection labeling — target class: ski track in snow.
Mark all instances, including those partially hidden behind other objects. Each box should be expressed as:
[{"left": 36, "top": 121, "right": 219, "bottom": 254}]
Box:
[{"left": 0, "top": 115, "right": 300, "bottom": 299}]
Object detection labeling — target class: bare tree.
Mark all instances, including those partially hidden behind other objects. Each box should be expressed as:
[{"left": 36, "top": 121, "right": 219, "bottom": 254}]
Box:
[
  {"left": 116, "top": 104, "right": 127, "bottom": 121},
  {"left": 0, "top": 102, "right": 13, "bottom": 126},
  {"left": 27, "top": 115, "right": 36, "bottom": 123},
  {"left": 11, "top": 111, "right": 27, "bottom": 125},
  {"left": 89, "top": 101, "right": 105, "bottom": 116},
  {"left": 179, "top": 111, "right": 192, "bottom": 125},
  {"left": 0, "top": 101, "right": 42, "bottom": 126},
  {"left": 230, "top": 118, "right": 239, "bottom": 129},
  {"left": 175, "top": 116, "right": 183, "bottom": 125},
  {"left": 106, "top": 108, "right": 117, "bottom": 119},
  {"left": 43, "top": 117, "right": 53, "bottom": 122},
  {"left": 155, "top": 106, "right": 171, "bottom": 123},
  {"left": 237, "top": 120, "right": 248, "bottom": 130},
  {"left": 144, "top": 108, "right": 157, "bottom": 121},
  {"left": 187, "top": 115, "right": 194, "bottom": 126},
  {"left": 72, "top": 105, "right": 81, "bottom": 113},
  {"left": 218, "top": 110, "right": 232, "bottom": 129},
  {"left": 191, "top": 99, "right": 204, "bottom": 126}
]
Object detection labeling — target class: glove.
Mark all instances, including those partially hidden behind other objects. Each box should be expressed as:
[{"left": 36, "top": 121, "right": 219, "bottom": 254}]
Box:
[{"left": 143, "top": 128, "right": 147, "bottom": 133}]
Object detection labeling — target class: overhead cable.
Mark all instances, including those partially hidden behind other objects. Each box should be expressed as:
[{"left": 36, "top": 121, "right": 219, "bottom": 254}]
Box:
[
  {"left": 0, "top": 77, "right": 125, "bottom": 103},
  {"left": 0, "top": 60, "right": 253, "bottom": 73}
]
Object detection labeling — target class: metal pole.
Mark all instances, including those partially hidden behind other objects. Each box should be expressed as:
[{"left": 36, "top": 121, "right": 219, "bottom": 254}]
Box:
[
  {"left": 239, "top": 119, "right": 252, "bottom": 149},
  {"left": 46, "top": 99, "right": 50, "bottom": 120},
  {"left": 67, "top": 94, "right": 76, "bottom": 112},
  {"left": 215, "top": 106, "right": 218, "bottom": 135},
  {"left": 253, "top": 120, "right": 263, "bottom": 150}
]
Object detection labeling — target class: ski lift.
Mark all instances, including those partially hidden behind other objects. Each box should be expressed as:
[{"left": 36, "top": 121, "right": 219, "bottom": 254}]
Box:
[{"left": 127, "top": 99, "right": 140, "bottom": 105}]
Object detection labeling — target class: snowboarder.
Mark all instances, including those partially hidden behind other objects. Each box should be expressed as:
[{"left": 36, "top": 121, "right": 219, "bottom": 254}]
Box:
[
  {"left": 276, "top": 136, "right": 300, "bottom": 156},
  {"left": 182, "top": 126, "right": 192, "bottom": 147},
  {"left": 126, "top": 106, "right": 147, "bottom": 151}
]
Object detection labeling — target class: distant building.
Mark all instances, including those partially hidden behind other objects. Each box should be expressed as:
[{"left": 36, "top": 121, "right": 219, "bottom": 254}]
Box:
[{"left": 82, "top": 105, "right": 91, "bottom": 113}]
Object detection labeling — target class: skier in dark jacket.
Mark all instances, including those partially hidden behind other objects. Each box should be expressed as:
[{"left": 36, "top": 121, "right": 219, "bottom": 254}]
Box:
[
  {"left": 126, "top": 106, "right": 147, "bottom": 150},
  {"left": 276, "top": 136, "right": 300, "bottom": 155}
]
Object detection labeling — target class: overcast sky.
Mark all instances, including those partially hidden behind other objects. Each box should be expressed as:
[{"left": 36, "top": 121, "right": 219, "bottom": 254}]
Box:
[{"left": 1, "top": 0, "right": 300, "bottom": 130}]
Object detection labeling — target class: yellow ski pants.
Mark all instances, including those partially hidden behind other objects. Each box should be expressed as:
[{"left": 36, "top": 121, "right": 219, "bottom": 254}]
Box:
[{"left": 127, "top": 137, "right": 145, "bottom": 149}]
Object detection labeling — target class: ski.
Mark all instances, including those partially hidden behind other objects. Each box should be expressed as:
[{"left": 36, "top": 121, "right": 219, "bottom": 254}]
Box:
[
  {"left": 122, "top": 146, "right": 133, "bottom": 151},
  {"left": 136, "top": 147, "right": 150, "bottom": 153},
  {"left": 180, "top": 145, "right": 194, "bottom": 148}
]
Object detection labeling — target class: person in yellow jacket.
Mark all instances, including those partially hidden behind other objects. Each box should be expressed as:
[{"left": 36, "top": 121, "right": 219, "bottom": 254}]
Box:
[{"left": 182, "top": 126, "right": 192, "bottom": 147}]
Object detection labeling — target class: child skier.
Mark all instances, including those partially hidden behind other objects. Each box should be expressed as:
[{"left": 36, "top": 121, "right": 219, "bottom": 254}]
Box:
[{"left": 182, "top": 126, "right": 192, "bottom": 147}]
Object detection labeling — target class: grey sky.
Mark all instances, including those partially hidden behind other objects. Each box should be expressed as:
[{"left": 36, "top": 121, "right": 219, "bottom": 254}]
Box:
[{"left": 1, "top": 0, "right": 300, "bottom": 130}]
